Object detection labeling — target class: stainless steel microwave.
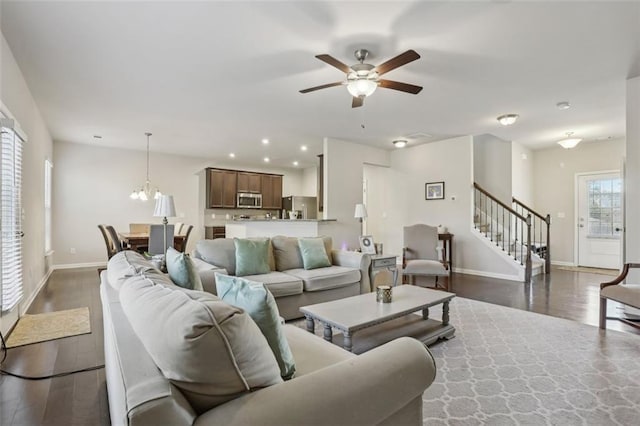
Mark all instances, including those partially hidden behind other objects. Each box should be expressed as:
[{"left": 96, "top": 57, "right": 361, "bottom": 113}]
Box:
[{"left": 237, "top": 192, "right": 262, "bottom": 209}]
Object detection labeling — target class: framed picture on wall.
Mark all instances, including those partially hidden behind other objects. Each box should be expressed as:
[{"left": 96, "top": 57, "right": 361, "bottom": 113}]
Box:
[
  {"left": 425, "top": 182, "right": 445, "bottom": 200},
  {"left": 359, "top": 235, "right": 376, "bottom": 254}
]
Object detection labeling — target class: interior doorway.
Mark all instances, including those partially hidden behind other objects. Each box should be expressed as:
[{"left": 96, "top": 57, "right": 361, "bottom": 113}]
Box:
[{"left": 576, "top": 172, "right": 622, "bottom": 269}]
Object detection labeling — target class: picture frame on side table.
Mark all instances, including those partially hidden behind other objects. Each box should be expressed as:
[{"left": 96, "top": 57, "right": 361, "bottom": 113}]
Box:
[
  {"left": 359, "top": 235, "right": 376, "bottom": 254},
  {"left": 425, "top": 182, "right": 445, "bottom": 200}
]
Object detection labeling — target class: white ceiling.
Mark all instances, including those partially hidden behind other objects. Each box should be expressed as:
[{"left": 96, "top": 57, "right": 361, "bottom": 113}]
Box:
[{"left": 2, "top": 1, "right": 639, "bottom": 168}]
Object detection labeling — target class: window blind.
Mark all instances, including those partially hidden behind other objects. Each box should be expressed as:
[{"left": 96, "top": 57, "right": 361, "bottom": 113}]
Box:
[{"left": 1, "top": 126, "right": 23, "bottom": 312}]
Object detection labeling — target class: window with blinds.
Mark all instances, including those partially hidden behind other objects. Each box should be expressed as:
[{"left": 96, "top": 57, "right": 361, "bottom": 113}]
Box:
[{"left": 1, "top": 125, "right": 23, "bottom": 312}]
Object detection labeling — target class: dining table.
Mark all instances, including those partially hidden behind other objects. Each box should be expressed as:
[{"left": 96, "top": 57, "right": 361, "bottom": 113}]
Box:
[{"left": 119, "top": 232, "right": 187, "bottom": 252}]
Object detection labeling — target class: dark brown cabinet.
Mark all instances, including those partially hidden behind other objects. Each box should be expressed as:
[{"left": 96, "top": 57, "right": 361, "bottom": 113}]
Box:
[
  {"left": 318, "top": 154, "right": 324, "bottom": 212},
  {"left": 237, "top": 172, "right": 262, "bottom": 193},
  {"left": 261, "top": 174, "right": 283, "bottom": 209},
  {"left": 205, "top": 226, "right": 226, "bottom": 239},
  {"left": 207, "top": 169, "right": 237, "bottom": 208}
]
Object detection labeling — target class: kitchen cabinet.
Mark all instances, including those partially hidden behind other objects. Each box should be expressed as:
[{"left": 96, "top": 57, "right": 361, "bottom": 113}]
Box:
[
  {"left": 318, "top": 154, "right": 324, "bottom": 212},
  {"left": 261, "top": 174, "right": 283, "bottom": 209},
  {"left": 205, "top": 226, "right": 226, "bottom": 239},
  {"left": 237, "top": 172, "right": 262, "bottom": 193},
  {"left": 207, "top": 169, "right": 237, "bottom": 208}
]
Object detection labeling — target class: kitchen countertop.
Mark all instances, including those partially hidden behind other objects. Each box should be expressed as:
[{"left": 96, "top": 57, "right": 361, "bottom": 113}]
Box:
[{"left": 230, "top": 219, "right": 337, "bottom": 222}]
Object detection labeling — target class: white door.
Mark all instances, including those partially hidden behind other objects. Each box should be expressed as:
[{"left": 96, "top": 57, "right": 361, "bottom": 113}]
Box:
[{"left": 577, "top": 172, "right": 622, "bottom": 268}]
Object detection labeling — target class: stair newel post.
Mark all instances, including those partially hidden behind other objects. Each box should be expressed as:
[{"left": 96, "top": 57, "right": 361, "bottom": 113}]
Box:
[
  {"left": 525, "top": 214, "right": 532, "bottom": 283},
  {"left": 545, "top": 213, "right": 551, "bottom": 274}
]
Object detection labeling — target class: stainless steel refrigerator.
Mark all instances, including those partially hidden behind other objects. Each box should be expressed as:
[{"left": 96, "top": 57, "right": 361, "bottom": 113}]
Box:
[{"left": 282, "top": 196, "right": 317, "bottom": 219}]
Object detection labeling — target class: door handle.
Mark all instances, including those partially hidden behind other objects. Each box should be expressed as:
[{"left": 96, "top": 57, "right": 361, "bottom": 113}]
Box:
[
  {"left": 615, "top": 227, "right": 624, "bottom": 232},
  {"left": 579, "top": 224, "right": 584, "bottom": 228}
]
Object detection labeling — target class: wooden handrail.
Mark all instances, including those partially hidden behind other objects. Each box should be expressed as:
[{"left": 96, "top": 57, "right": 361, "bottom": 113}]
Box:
[
  {"left": 512, "top": 196, "right": 549, "bottom": 223},
  {"left": 473, "top": 183, "right": 527, "bottom": 222}
]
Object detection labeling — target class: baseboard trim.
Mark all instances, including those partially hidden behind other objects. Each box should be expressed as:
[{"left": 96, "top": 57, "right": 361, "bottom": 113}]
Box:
[
  {"left": 53, "top": 261, "right": 107, "bottom": 270},
  {"left": 551, "top": 260, "right": 575, "bottom": 267},
  {"left": 453, "top": 267, "right": 521, "bottom": 282},
  {"left": 20, "top": 267, "right": 53, "bottom": 316}
]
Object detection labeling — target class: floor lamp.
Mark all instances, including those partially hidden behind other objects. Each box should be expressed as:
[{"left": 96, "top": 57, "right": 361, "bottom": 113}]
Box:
[
  {"left": 153, "top": 194, "right": 176, "bottom": 257},
  {"left": 354, "top": 203, "right": 368, "bottom": 236}
]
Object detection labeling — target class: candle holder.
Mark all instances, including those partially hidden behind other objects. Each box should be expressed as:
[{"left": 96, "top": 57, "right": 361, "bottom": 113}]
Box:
[{"left": 376, "top": 285, "right": 393, "bottom": 303}]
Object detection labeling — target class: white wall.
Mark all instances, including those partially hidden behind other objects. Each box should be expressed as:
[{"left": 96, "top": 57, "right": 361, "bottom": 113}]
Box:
[
  {"left": 387, "top": 136, "right": 520, "bottom": 279},
  {"left": 53, "top": 141, "right": 303, "bottom": 266},
  {"left": 626, "top": 76, "right": 640, "bottom": 280},
  {"left": 473, "top": 134, "right": 512, "bottom": 204},
  {"left": 301, "top": 165, "right": 317, "bottom": 197},
  {"left": 532, "top": 138, "right": 625, "bottom": 264},
  {"left": 511, "top": 141, "right": 534, "bottom": 205},
  {"left": 0, "top": 34, "right": 54, "bottom": 334},
  {"left": 324, "top": 138, "right": 389, "bottom": 249},
  {"left": 363, "top": 164, "right": 391, "bottom": 250}
]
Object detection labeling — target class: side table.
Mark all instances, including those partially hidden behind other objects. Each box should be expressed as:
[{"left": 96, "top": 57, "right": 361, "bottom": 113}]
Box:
[{"left": 369, "top": 254, "right": 399, "bottom": 288}]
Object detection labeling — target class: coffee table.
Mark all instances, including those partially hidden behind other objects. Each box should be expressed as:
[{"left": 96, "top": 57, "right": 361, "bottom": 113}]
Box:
[{"left": 300, "top": 285, "right": 455, "bottom": 353}]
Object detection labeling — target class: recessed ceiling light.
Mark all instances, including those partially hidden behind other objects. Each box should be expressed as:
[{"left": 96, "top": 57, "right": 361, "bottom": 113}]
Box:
[
  {"left": 556, "top": 101, "right": 571, "bottom": 110},
  {"left": 393, "top": 140, "right": 407, "bottom": 148},
  {"left": 263, "top": 157, "right": 270, "bottom": 162},
  {"left": 557, "top": 132, "right": 582, "bottom": 149},
  {"left": 300, "top": 145, "right": 308, "bottom": 151},
  {"left": 93, "top": 135, "right": 102, "bottom": 139},
  {"left": 262, "top": 138, "right": 269, "bottom": 145},
  {"left": 293, "top": 161, "right": 299, "bottom": 166},
  {"left": 229, "top": 153, "right": 235, "bottom": 158},
  {"left": 497, "top": 114, "right": 519, "bottom": 126}
]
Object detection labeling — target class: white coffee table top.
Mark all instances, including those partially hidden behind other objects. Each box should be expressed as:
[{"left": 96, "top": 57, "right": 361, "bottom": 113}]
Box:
[{"left": 300, "top": 285, "right": 455, "bottom": 333}]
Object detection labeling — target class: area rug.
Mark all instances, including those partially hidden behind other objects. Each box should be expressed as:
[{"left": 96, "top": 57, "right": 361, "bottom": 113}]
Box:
[
  {"left": 5, "top": 307, "right": 91, "bottom": 348},
  {"left": 557, "top": 265, "right": 619, "bottom": 276},
  {"left": 293, "top": 297, "right": 640, "bottom": 425}
]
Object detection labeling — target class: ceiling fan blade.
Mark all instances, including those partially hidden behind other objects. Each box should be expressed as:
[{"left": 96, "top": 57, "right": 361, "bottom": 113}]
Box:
[
  {"left": 316, "top": 54, "right": 351, "bottom": 73},
  {"left": 375, "top": 50, "right": 420, "bottom": 76},
  {"left": 378, "top": 79, "right": 423, "bottom": 94},
  {"left": 352, "top": 96, "right": 364, "bottom": 108},
  {"left": 299, "top": 81, "right": 344, "bottom": 94}
]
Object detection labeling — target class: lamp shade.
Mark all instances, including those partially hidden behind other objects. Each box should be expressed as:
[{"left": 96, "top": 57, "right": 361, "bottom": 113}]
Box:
[
  {"left": 153, "top": 195, "right": 176, "bottom": 218},
  {"left": 347, "top": 79, "right": 377, "bottom": 97},
  {"left": 354, "top": 203, "right": 368, "bottom": 219}
]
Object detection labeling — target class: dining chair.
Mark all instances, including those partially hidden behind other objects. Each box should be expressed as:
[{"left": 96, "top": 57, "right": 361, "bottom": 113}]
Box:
[
  {"left": 175, "top": 225, "right": 193, "bottom": 253},
  {"left": 174, "top": 222, "right": 184, "bottom": 235},
  {"left": 148, "top": 224, "right": 175, "bottom": 256},
  {"left": 402, "top": 224, "right": 450, "bottom": 291},
  {"left": 129, "top": 223, "right": 150, "bottom": 233},
  {"left": 98, "top": 225, "right": 124, "bottom": 260}
]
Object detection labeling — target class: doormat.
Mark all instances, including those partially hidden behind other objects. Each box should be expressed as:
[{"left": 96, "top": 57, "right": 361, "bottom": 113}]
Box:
[
  {"left": 557, "top": 266, "right": 619, "bottom": 276},
  {"left": 5, "top": 307, "right": 91, "bottom": 348}
]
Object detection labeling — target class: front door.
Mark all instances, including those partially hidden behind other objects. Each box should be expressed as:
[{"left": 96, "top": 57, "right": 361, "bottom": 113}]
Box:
[{"left": 577, "top": 172, "right": 622, "bottom": 268}]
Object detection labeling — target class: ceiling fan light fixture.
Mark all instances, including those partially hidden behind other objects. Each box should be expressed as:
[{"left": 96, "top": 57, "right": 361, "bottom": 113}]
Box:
[
  {"left": 557, "top": 132, "right": 582, "bottom": 149},
  {"left": 347, "top": 79, "right": 377, "bottom": 97},
  {"left": 497, "top": 114, "right": 519, "bottom": 126},
  {"left": 393, "top": 139, "right": 408, "bottom": 148}
]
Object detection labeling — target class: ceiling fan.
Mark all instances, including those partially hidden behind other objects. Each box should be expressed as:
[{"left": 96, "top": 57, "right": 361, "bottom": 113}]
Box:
[{"left": 300, "top": 49, "right": 422, "bottom": 108}]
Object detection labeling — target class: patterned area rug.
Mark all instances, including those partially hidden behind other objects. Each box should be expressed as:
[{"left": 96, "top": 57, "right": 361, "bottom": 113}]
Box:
[
  {"left": 6, "top": 307, "right": 91, "bottom": 348},
  {"left": 557, "top": 266, "right": 619, "bottom": 276},
  {"left": 293, "top": 297, "right": 640, "bottom": 425}
]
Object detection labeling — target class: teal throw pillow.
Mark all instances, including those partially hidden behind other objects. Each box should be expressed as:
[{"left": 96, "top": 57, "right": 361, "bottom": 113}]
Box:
[
  {"left": 298, "top": 238, "right": 331, "bottom": 270},
  {"left": 165, "top": 247, "right": 204, "bottom": 291},
  {"left": 234, "top": 238, "right": 271, "bottom": 277},
  {"left": 215, "top": 273, "right": 296, "bottom": 380}
]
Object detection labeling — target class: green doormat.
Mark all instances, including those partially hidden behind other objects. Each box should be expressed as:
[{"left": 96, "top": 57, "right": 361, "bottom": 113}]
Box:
[{"left": 6, "top": 307, "right": 91, "bottom": 348}]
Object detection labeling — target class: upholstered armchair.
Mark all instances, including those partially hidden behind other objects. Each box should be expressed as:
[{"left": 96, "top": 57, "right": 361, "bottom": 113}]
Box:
[
  {"left": 600, "top": 263, "right": 640, "bottom": 330},
  {"left": 402, "top": 224, "right": 450, "bottom": 291}
]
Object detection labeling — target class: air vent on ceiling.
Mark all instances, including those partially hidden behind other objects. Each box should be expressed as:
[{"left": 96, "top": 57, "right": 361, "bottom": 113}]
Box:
[{"left": 405, "top": 132, "right": 432, "bottom": 140}]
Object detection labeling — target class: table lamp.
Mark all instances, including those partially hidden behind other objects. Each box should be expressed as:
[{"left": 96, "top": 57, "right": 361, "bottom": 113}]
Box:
[
  {"left": 153, "top": 194, "right": 176, "bottom": 255},
  {"left": 354, "top": 203, "right": 368, "bottom": 236}
]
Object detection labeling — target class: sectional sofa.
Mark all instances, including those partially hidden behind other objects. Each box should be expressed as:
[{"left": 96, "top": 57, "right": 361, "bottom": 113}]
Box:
[
  {"left": 100, "top": 251, "right": 437, "bottom": 425},
  {"left": 191, "top": 236, "right": 372, "bottom": 319}
]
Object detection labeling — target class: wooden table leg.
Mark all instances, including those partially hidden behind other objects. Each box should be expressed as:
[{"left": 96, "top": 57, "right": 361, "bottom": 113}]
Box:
[
  {"left": 323, "top": 324, "right": 332, "bottom": 342},
  {"left": 422, "top": 307, "right": 430, "bottom": 320},
  {"left": 344, "top": 332, "right": 353, "bottom": 352},
  {"left": 305, "top": 316, "right": 315, "bottom": 333},
  {"left": 442, "top": 301, "right": 450, "bottom": 326}
]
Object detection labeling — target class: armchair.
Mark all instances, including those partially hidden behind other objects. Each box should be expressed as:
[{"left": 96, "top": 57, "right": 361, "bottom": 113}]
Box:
[
  {"left": 599, "top": 263, "right": 640, "bottom": 329},
  {"left": 402, "top": 224, "right": 450, "bottom": 291}
]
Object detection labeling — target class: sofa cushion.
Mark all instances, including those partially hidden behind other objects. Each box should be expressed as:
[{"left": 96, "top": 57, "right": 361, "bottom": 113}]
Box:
[
  {"left": 107, "top": 250, "right": 159, "bottom": 290},
  {"left": 241, "top": 272, "right": 303, "bottom": 298},
  {"left": 272, "top": 236, "right": 304, "bottom": 271},
  {"left": 119, "top": 274, "right": 283, "bottom": 414},
  {"left": 404, "top": 259, "right": 448, "bottom": 276},
  {"left": 298, "top": 238, "right": 331, "bottom": 270},
  {"left": 285, "top": 266, "right": 361, "bottom": 292},
  {"left": 195, "top": 238, "right": 236, "bottom": 275},
  {"left": 234, "top": 238, "right": 271, "bottom": 277},
  {"left": 215, "top": 273, "right": 296, "bottom": 380},
  {"left": 166, "top": 247, "right": 203, "bottom": 291}
]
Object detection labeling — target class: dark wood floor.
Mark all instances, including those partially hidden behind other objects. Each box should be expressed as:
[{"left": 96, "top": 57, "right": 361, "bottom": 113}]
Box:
[{"left": 0, "top": 266, "right": 637, "bottom": 425}]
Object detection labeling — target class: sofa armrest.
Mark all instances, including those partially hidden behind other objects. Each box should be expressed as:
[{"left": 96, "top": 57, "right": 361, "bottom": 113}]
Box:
[
  {"left": 191, "top": 257, "right": 227, "bottom": 295},
  {"left": 331, "top": 249, "right": 372, "bottom": 293},
  {"left": 195, "top": 337, "right": 435, "bottom": 426}
]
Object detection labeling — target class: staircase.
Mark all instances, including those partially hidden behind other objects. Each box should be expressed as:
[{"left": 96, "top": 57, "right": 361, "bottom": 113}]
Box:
[{"left": 473, "top": 183, "right": 551, "bottom": 282}]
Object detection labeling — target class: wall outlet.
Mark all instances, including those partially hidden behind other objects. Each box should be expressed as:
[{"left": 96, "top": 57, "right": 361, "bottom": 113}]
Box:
[{"left": 70, "top": 247, "right": 76, "bottom": 254}]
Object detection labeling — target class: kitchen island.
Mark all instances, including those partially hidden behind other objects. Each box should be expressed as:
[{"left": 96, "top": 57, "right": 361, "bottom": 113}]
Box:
[{"left": 226, "top": 219, "right": 337, "bottom": 239}]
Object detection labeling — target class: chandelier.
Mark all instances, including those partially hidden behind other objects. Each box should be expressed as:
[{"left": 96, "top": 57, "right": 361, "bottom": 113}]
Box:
[{"left": 129, "top": 132, "right": 161, "bottom": 201}]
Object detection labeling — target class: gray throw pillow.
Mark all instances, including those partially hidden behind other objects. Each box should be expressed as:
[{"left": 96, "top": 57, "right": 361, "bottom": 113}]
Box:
[
  {"left": 298, "top": 237, "right": 331, "bottom": 270},
  {"left": 215, "top": 273, "right": 296, "bottom": 380},
  {"left": 271, "top": 235, "right": 304, "bottom": 271},
  {"left": 166, "top": 247, "right": 204, "bottom": 291},
  {"left": 234, "top": 238, "right": 271, "bottom": 277}
]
